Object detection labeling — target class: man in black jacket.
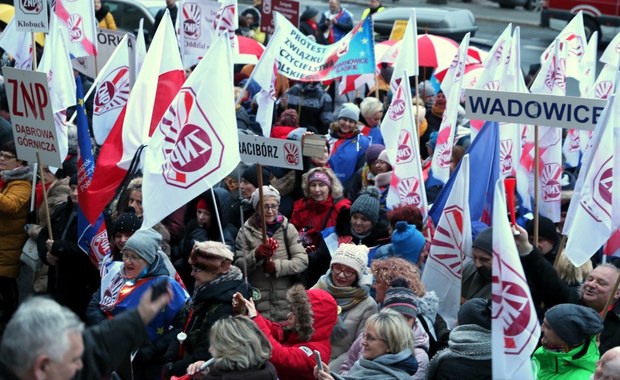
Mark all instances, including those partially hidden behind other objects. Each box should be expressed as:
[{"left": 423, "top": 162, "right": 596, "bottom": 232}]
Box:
[{"left": 515, "top": 224, "right": 620, "bottom": 354}]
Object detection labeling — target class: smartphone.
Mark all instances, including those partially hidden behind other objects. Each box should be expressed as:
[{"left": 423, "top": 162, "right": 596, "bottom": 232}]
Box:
[
  {"left": 313, "top": 350, "right": 323, "bottom": 371},
  {"left": 150, "top": 278, "right": 168, "bottom": 301}
]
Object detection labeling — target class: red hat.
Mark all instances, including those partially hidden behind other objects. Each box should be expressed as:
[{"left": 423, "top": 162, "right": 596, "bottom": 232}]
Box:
[{"left": 197, "top": 198, "right": 209, "bottom": 211}]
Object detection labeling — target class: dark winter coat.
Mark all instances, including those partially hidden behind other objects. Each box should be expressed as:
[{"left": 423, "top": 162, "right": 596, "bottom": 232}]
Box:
[
  {"left": 202, "top": 362, "right": 278, "bottom": 380},
  {"left": 286, "top": 83, "right": 334, "bottom": 134}
]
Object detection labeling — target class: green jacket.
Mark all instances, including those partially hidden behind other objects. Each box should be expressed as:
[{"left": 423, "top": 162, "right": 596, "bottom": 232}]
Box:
[{"left": 532, "top": 337, "right": 600, "bottom": 380}]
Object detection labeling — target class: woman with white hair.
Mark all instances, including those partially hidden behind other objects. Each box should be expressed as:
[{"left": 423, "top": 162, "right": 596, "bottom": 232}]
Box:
[
  {"left": 359, "top": 97, "right": 384, "bottom": 145},
  {"left": 235, "top": 185, "right": 308, "bottom": 322},
  {"left": 186, "top": 316, "right": 277, "bottom": 379}
]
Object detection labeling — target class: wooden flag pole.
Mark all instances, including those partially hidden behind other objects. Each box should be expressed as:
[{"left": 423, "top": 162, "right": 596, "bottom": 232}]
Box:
[
  {"left": 31, "top": 33, "right": 38, "bottom": 70},
  {"left": 36, "top": 153, "right": 53, "bottom": 239}
]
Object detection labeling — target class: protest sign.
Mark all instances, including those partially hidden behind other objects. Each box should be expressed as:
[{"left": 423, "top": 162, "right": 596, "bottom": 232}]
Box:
[
  {"left": 239, "top": 134, "right": 303, "bottom": 170},
  {"left": 14, "top": 0, "right": 48, "bottom": 32},
  {"left": 261, "top": 0, "right": 299, "bottom": 34}
]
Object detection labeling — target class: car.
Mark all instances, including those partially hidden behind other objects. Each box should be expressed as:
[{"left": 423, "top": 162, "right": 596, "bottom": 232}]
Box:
[
  {"left": 372, "top": 7, "right": 478, "bottom": 42},
  {"left": 488, "top": 0, "right": 537, "bottom": 10},
  {"left": 105, "top": 0, "right": 164, "bottom": 42},
  {"left": 540, "top": 0, "right": 620, "bottom": 41}
]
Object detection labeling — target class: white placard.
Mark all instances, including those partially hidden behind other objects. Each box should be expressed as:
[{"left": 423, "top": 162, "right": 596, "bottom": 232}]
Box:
[
  {"left": 239, "top": 134, "right": 303, "bottom": 170},
  {"left": 72, "top": 28, "right": 136, "bottom": 81},
  {"left": 14, "top": 0, "right": 49, "bottom": 32}
]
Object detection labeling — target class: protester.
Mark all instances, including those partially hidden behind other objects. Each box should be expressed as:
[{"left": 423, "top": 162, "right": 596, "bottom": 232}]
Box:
[
  {"left": 526, "top": 216, "right": 560, "bottom": 264},
  {"left": 234, "top": 284, "right": 339, "bottom": 380},
  {"left": 327, "top": 103, "right": 371, "bottom": 192},
  {"left": 108, "top": 208, "right": 141, "bottom": 261},
  {"left": 311, "top": 244, "right": 377, "bottom": 368},
  {"left": 359, "top": 97, "right": 384, "bottom": 145},
  {"left": 164, "top": 241, "right": 250, "bottom": 377},
  {"left": 426, "top": 298, "right": 492, "bottom": 380},
  {"left": 239, "top": 164, "right": 272, "bottom": 222},
  {"left": 593, "top": 346, "right": 620, "bottom": 380},
  {"left": 348, "top": 145, "right": 391, "bottom": 201},
  {"left": 319, "top": 0, "right": 354, "bottom": 44},
  {"left": 361, "top": 0, "right": 385, "bottom": 19},
  {"left": 290, "top": 167, "right": 351, "bottom": 252},
  {"left": 421, "top": 91, "right": 445, "bottom": 159},
  {"left": 234, "top": 185, "right": 308, "bottom": 322},
  {"left": 87, "top": 228, "right": 189, "bottom": 379},
  {"left": 314, "top": 310, "right": 418, "bottom": 380},
  {"left": 374, "top": 221, "right": 427, "bottom": 267},
  {"left": 0, "top": 287, "right": 174, "bottom": 380},
  {"left": 533, "top": 303, "right": 604, "bottom": 379},
  {"left": 0, "top": 141, "right": 32, "bottom": 329},
  {"left": 152, "top": 0, "right": 178, "bottom": 36},
  {"left": 185, "top": 316, "right": 277, "bottom": 380},
  {"left": 299, "top": 7, "right": 325, "bottom": 44},
  {"left": 286, "top": 82, "right": 334, "bottom": 134},
  {"left": 94, "top": 0, "right": 117, "bottom": 29},
  {"left": 461, "top": 227, "right": 493, "bottom": 301}
]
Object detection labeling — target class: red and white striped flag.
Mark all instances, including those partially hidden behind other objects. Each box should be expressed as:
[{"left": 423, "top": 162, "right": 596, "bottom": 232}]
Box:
[
  {"left": 0, "top": 18, "right": 33, "bottom": 70},
  {"left": 421, "top": 155, "right": 471, "bottom": 328},
  {"left": 54, "top": 0, "right": 98, "bottom": 58},
  {"left": 492, "top": 179, "right": 539, "bottom": 380}
]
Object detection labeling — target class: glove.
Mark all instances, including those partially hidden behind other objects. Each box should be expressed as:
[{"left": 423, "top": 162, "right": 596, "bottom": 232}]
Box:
[
  {"left": 263, "top": 259, "right": 276, "bottom": 274},
  {"left": 255, "top": 238, "right": 279, "bottom": 260}
]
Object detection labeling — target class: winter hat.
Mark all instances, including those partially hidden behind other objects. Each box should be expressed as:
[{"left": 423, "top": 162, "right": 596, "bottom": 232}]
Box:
[
  {"left": 308, "top": 170, "right": 332, "bottom": 188},
  {"left": 112, "top": 209, "right": 142, "bottom": 236},
  {"left": 525, "top": 216, "right": 559, "bottom": 244},
  {"left": 350, "top": 186, "right": 382, "bottom": 226},
  {"left": 196, "top": 198, "right": 209, "bottom": 211},
  {"left": 331, "top": 243, "right": 369, "bottom": 280},
  {"left": 301, "top": 6, "right": 319, "bottom": 21},
  {"left": 191, "top": 241, "right": 234, "bottom": 266},
  {"left": 242, "top": 164, "right": 271, "bottom": 188},
  {"left": 391, "top": 221, "right": 426, "bottom": 264},
  {"left": 458, "top": 298, "right": 492, "bottom": 330},
  {"left": 382, "top": 278, "right": 419, "bottom": 319},
  {"left": 472, "top": 227, "right": 493, "bottom": 256},
  {"left": 544, "top": 304, "right": 603, "bottom": 346},
  {"left": 123, "top": 228, "right": 161, "bottom": 264},
  {"left": 338, "top": 103, "right": 360, "bottom": 121},
  {"left": 251, "top": 185, "right": 281, "bottom": 210},
  {"left": 365, "top": 144, "right": 386, "bottom": 166},
  {"left": 418, "top": 80, "right": 436, "bottom": 98},
  {"left": 378, "top": 150, "right": 390, "bottom": 166},
  {"left": 69, "top": 174, "right": 78, "bottom": 186},
  {"left": 471, "top": 221, "right": 489, "bottom": 242}
]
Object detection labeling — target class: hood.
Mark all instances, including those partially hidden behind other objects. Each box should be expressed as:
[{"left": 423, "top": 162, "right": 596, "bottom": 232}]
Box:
[
  {"left": 1, "top": 165, "right": 33, "bottom": 183},
  {"left": 414, "top": 321, "right": 430, "bottom": 351},
  {"left": 416, "top": 290, "right": 439, "bottom": 322},
  {"left": 287, "top": 284, "right": 338, "bottom": 342},
  {"left": 375, "top": 348, "right": 418, "bottom": 375}
]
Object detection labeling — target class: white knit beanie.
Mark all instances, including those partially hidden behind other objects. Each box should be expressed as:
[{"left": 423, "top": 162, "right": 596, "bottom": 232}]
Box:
[{"left": 331, "top": 243, "right": 369, "bottom": 280}]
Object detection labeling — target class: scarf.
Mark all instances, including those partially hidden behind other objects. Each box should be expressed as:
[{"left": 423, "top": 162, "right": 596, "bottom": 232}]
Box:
[
  {"left": 265, "top": 214, "right": 284, "bottom": 237},
  {"left": 360, "top": 164, "right": 375, "bottom": 188},
  {"left": 336, "top": 130, "right": 357, "bottom": 140},
  {"left": 192, "top": 266, "right": 243, "bottom": 300},
  {"left": 327, "top": 9, "right": 345, "bottom": 44},
  {"left": 95, "top": 6, "right": 110, "bottom": 22},
  {"left": 426, "top": 324, "right": 491, "bottom": 379},
  {"left": 431, "top": 104, "right": 445, "bottom": 118},
  {"left": 307, "top": 19, "right": 318, "bottom": 33}
]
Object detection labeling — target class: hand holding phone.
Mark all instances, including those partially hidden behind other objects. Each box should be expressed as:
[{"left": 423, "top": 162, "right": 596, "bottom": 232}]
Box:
[
  {"left": 150, "top": 278, "right": 169, "bottom": 301},
  {"left": 313, "top": 350, "right": 323, "bottom": 371}
]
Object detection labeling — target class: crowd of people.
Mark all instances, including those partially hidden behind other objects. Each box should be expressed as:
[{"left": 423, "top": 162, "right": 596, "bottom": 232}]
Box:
[{"left": 0, "top": 0, "right": 619, "bottom": 379}]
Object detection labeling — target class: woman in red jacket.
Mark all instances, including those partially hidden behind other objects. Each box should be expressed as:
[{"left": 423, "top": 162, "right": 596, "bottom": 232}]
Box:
[{"left": 290, "top": 167, "right": 351, "bottom": 253}]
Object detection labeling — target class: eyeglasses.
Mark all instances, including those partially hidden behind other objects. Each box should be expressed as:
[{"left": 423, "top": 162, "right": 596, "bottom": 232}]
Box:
[
  {"left": 0, "top": 152, "right": 16, "bottom": 160},
  {"left": 332, "top": 265, "right": 356, "bottom": 278},
  {"left": 263, "top": 204, "right": 279, "bottom": 211},
  {"left": 122, "top": 253, "right": 143, "bottom": 263},
  {"left": 362, "top": 331, "right": 386, "bottom": 343}
]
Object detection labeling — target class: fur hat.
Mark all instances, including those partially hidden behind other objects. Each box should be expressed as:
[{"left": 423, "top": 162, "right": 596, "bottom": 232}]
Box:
[
  {"left": 331, "top": 243, "right": 369, "bottom": 280},
  {"left": 458, "top": 298, "right": 492, "bottom": 330},
  {"left": 251, "top": 185, "right": 281, "bottom": 210},
  {"left": 338, "top": 103, "right": 360, "bottom": 121},
  {"left": 525, "top": 216, "right": 559, "bottom": 244},
  {"left": 365, "top": 144, "right": 385, "bottom": 166},
  {"left": 391, "top": 221, "right": 426, "bottom": 264},
  {"left": 544, "top": 304, "right": 603, "bottom": 346},
  {"left": 383, "top": 278, "right": 419, "bottom": 319},
  {"left": 112, "top": 209, "right": 142, "bottom": 236},
  {"left": 472, "top": 227, "right": 493, "bottom": 256},
  {"left": 350, "top": 186, "right": 382, "bottom": 226},
  {"left": 123, "top": 228, "right": 161, "bottom": 264},
  {"left": 191, "top": 241, "right": 234, "bottom": 266}
]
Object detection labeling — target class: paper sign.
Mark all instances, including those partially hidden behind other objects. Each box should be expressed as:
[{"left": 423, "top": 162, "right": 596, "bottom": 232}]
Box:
[
  {"left": 239, "top": 134, "right": 303, "bottom": 169},
  {"left": 261, "top": 0, "right": 299, "bottom": 34},
  {"left": 14, "top": 0, "right": 49, "bottom": 32},
  {"left": 389, "top": 20, "right": 407, "bottom": 41}
]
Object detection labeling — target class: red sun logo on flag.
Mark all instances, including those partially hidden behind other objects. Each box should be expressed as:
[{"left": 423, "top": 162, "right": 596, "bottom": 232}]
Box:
[
  {"left": 396, "top": 130, "right": 414, "bottom": 163},
  {"left": 499, "top": 139, "right": 513, "bottom": 176},
  {"left": 541, "top": 163, "right": 561, "bottom": 201},
  {"left": 94, "top": 66, "right": 130, "bottom": 116},
  {"left": 565, "top": 33, "right": 584, "bottom": 58},
  {"left": 436, "top": 127, "right": 452, "bottom": 168},
  {"left": 90, "top": 229, "right": 111, "bottom": 264},
  {"left": 284, "top": 143, "right": 300, "bottom": 166},
  {"left": 581, "top": 156, "right": 613, "bottom": 223},
  {"left": 160, "top": 88, "right": 225, "bottom": 189},
  {"left": 483, "top": 80, "right": 501, "bottom": 91},
  {"left": 183, "top": 3, "right": 202, "bottom": 39},
  {"left": 493, "top": 41, "right": 506, "bottom": 64},
  {"left": 397, "top": 177, "right": 421, "bottom": 206},
  {"left": 595, "top": 81, "right": 613, "bottom": 99},
  {"left": 68, "top": 14, "right": 84, "bottom": 42},
  {"left": 388, "top": 86, "right": 405, "bottom": 121},
  {"left": 428, "top": 205, "right": 465, "bottom": 279}
]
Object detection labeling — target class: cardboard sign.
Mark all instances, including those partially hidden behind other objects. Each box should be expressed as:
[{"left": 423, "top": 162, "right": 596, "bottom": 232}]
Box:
[
  {"left": 14, "top": 0, "right": 49, "bottom": 32},
  {"left": 3, "top": 67, "right": 61, "bottom": 167},
  {"left": 72, "top": 28, "right": 136, "bottom": 81},
  {"left": 465, "top": 89, "right": 607, "bottom": 131},
  {"left": 260, "top": 0, "right": 299, "bottom": 35},
  {"left": 389, "top": 20, "right": 407, "bottom": 41},
  {"left": 239, "top": 134, "right": 303, "bottom": 170}
]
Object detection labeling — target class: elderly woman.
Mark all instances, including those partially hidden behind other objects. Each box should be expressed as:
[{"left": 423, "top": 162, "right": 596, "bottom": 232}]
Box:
[
  {"left": 312, "top": 244, "right": 377, "bottom": 369},
  {"left": 164, "top": 241, "right": 250, "bottom": 377},
  {"left": 186, "top": 316, "right": 277, "bottom": 379},
  {"left": 315, "top": 310, "right": 418, "bottom": 380},
  {"left": 87, "top": 228, "right": 189, "bottom": 379},
  {"left": 234, "top": 185, "right": 308, "bottom": 322},
  {"left": 306, "top": 186, "right": 389, "bottom": 287},
  {"left": 290, "top": 167, "right": 351, "bottom": 251},
  {"left": 359, "top": 97, "right": 384, "bottom": 145},
  {"left": 327, "top": 103, "right": 371, "bottom": 192}
]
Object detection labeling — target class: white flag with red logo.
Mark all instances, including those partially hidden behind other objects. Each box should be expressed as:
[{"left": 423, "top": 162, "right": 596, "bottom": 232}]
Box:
[
  {"left": 82, "top": 10, "right": 185, "bottom": 225},
  {"left": 383, "top": 76, "right": 428, "bottom": 216},
  {"left": 0, "top": 18, "right": 33, "bottom": 70},
  {"left": 142, "top": 33, "right": 238, "bottom": 228},
  {"left": 492, "top": 179, "right": 539, "bottom": 380},
  {"left": 541, "top": 11, "right": 585, "bottom": 79},
  {"left": 600, "top": 31, "right": 620, "bottom": 67},
  {"left": 421, "top": 155, "right": 471, "bottom": 329},
  {"left": 38, "top": 24, "right": 76, "bottom": 114},
  {"left": 254, "top": 60, "right": 278, "bottom": 137},
  {"left": 135, "top": 18, "right": 147, "bottom": 78},
  {"left": 564, "top": 85, "right": 618, "bottom": 266},
  {"left": 389, "top": 10, "right": 418, "bottom": 94},
  {"left": 178, "top": 0, "right": 222, "bottom": 68},
  {"left": 54, "top": 0, "right": 98, "bottom": 58},
  {"left": 93, "top": 35, "right": 131, "bottom": 145},
  {"left": 431, "top": 33, "right": 469, "bottom": 184},
  {"left": 214, "top": 0, "right": 238, "bottom": 49}
]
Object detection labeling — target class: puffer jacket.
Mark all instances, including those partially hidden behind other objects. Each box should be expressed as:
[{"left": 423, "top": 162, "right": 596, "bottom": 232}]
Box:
[
  {"left": 235, "top": 214, "right": 308, "bottom": 322},
  {"left": 533, "top": 336, "right": 600, "bottom": 380},
  {"left": 253, "top": 287, "right": 338, "bottom": 380},
  {"left": 290, "top": 195, "right": 351, "bottom": 249},
  {"left": 0, "top": 165, "right": 32, "bottom": 278}
]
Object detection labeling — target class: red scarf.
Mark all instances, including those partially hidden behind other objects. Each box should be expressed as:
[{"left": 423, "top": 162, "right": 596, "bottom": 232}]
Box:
[{"left": 328, "top": 9, "right": 345, "bottom": 44}]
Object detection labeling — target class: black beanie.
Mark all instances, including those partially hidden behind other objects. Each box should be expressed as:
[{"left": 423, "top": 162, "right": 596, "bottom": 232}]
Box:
[
  {"left": 112, "top": 209, "right": 142, "bottom": 236},
  {"left": 241, "top": 164, "right": 271, "bottom": 188},
  {"left": 472, "top": 227, "right": 493, "bottom": 255},
  {"left": 544, "top": 304, "right": 603, "bottom": 346},
  {"left": 526, "top": 217, "right": 559, "bottom": 244},
  {"left": 458, "top": 298, "right": 492, "bottom": 330}
]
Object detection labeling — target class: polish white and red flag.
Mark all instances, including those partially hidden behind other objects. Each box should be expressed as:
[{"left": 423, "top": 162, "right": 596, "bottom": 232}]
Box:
[
  {"left": 541, "top": 11, "right": 586, "bottom": 79},
  {"left": 430, "top": 33, "right": 470, "bottom": 184},
  {"left": 382, "top": 77, "right": 428, "bottom": 216},
  {"left": 83, "top": 10, "right": 185, "bottom": 224},
  {"left": 93, "top": 35, "right": 131, "bottom": 145},
  {"left": 142, "top": 33, "right": 239, "bottom": 228},
  {"left": 491, "top": 179, "right": 539, "bottom": 380},
  {"left": 54, "top": 0, "right": 98, "bottom": 58},
  {"left": 389, "top": 9, "right": 418, "bottom": 94},
  {"left": 0, "top": 18, "right": 33, "bottom": 70},
  {"left": 421, "top": 155, "right": 471, "bottom": 329}
]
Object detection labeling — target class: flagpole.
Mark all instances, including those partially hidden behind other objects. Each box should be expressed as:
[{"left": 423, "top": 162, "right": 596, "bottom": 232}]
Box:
[
  {"left": 256, "top": 164, "right": 267, "bottom": 243},
  {"left": 552, "top": 235, "right": 568, "bottom": 267},
  {"left": 210, "top": 190, "right": 226, "bottom": 244},
  {"left": 533, "top": 125, "right": 540, "bottom": 246},
  {"left": 29, "top": 163, "right": 38, "bottom": 212},
  {"left": 31, "top": 33, "right": 38, "bottom": 70}
]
